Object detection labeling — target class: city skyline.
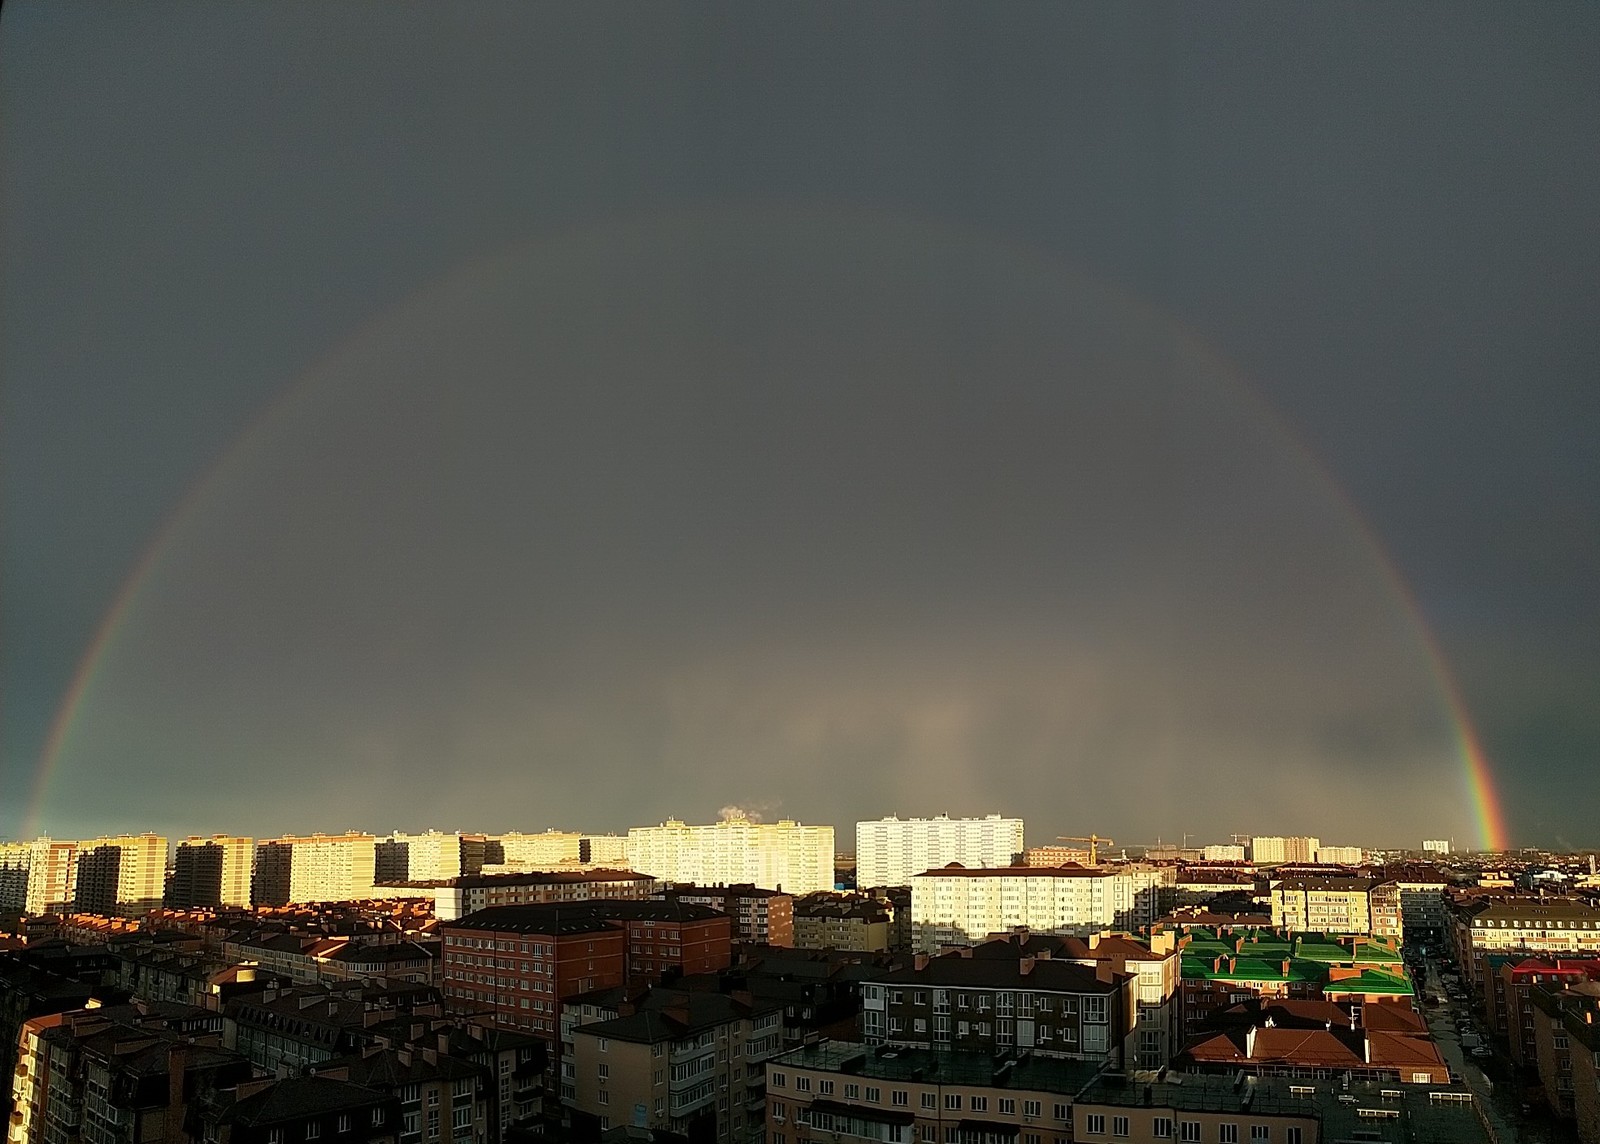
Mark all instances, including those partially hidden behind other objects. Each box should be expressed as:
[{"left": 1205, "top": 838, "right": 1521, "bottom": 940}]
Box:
[{"left": 5, "top": 6, "right": 1598, "bottom": 847}]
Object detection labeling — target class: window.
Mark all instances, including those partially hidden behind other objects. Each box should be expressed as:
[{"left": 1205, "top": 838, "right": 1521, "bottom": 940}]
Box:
[
  {"left": 819, "top": 1081, "right": 835, "bottom": 1096},
  {"left": 598, "top": 1064, "right": 609, "bottom": 1080},
  {"left": 795, "top": 1076, "right": 812, "bottom": 1093},
  {"left": 598, "top": 1038, "right": 609, "bottom": 1052},
  {"left": 866, "top": 1087, "right": 881, "bottom": 1103},
  {"left": 1250, "top": 1128, "right": 1269, "bottom": 1143},
  {"left": 773, "top": 1103, "right": 786, "bottom": 1122},
  {"left": 1220, "top": 1126, "right": 1238, "bottom": 1144},
  {"left": 946, "top": 1094, "right": 962, "bottom": 1110},
  {"left": 922, "top": 1093, "right": 937, "bottom": 1110},
  {"left": 771, "top": 1072, "right": 786, "bottom": 1088},
  {"left": 1113, "top": 1117, "right": 1129, "bottom": 1138},
  {"left": 1085, "top": 1115, "right": 1106, "bottom": 1135},
  {"left": 1000, "top": 1099, "right": 1015, "bottom": 1116},
  {"left": 1181, "top": 1123, "right": 1201, "bottom": 1143},
  {"left": 598, "top": 1091, "right": 610, "bottom": 1105},
  {"left": 1055, "top": 1104, "right": 1069, "bottom": 1122},
  {"left": 305, "top": 1125, "right": 320, "bottom": 1141},
  {"left": 371, "top": 1109, "right": 385, "bottom": 1128},
  {"left": 970, "top": 1097, "right": 987, "bottom": 1113},
  {"left": 846, "top": 1084, "right": 860, "bottom": 1100},
  {"left": 894, "top": 1091, "right": 909, "bottom": 1107},
  {"left": 1024, "top": 1101, "right": 1042, "bottom": 1118},
  {"left": 337, "top": 1117, "right": 350, "bottom": 1134},
  {"left": 1284, "top": 1130, "right": 1301, "bottom": 1144},
  {"left": 268, "top": 1133, "right": 284, "bottom": 1144},
  {"left": 1153, "top": 1118, "right": 1173, "bottom": 1139}
]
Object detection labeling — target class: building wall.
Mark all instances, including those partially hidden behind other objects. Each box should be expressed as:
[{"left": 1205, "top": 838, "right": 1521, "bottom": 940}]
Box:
[
  {"left": 910, "top": 869, "right": 1118, "bottom": 951},
  {"left": 854, "top": 816, "right": 1025, "bottom": 890},
  {"left": 626, "top": 819, "right": 834, "bottom": 894}
]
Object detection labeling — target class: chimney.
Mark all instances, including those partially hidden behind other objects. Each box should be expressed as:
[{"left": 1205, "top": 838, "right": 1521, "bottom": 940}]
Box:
[
  {"left": 165, "top": 1044, "right": 190, "bottom": 1144},
  {"left": 1362, "top": 1032, "right": 1371, "bottom": 1064},
  {"left": 1245, "top": 1026, "right": 1256, "bottom": 1058},
  {"left": 1229, "top": 958, "right": 1237, "bottom": 973},
  {"left": 1282, "top": 960, "right": 1290, "bottom": 977},
  {"left": 1020, "top": 957, "right": 1036, "bottom": 976},
  {"left": 914, "top": 953, "right": 929, "bottom": 971},
  {"left": 1089, "top": 933, "right": 1101, "bottom": 950}
]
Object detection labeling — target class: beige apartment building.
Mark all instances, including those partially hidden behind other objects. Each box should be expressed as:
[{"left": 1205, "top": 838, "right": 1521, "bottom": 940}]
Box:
[
  {"left": 1269, "top": 876, "right": 1378, "bottom": 935},
  {"left": 626, "top": 817, "right": 834, "bottom": 894},
  {"left": 910, "top": 866, "right": 1119, "bottom": 951},
  {"left": 567, "top": 987, "right": 785, "bottom": 1143}
]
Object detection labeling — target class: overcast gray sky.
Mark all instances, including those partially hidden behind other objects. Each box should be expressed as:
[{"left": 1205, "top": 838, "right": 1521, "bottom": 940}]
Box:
[{"left": 3, "top": 3, "right": 1596, "bottom": 849}]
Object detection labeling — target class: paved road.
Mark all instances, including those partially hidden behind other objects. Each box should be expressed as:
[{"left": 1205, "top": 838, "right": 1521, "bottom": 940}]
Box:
[{"left": 1421, "top": 961, "right": 1525, "bottom": 1144}]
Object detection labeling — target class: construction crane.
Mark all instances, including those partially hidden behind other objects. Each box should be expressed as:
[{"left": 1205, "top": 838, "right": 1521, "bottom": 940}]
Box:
[{"left": 1056, "top": 835, "right": 1115, "bottom": 867}]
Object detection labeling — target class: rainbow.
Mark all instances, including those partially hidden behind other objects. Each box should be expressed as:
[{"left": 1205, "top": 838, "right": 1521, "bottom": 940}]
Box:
[{"left": 18, "top": 208, "right": 1514, "bottom": 850}]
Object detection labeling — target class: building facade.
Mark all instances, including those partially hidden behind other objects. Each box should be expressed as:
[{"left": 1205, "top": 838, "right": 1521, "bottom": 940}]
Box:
[
  {"left": 854, "top": 816, "right": 1025, "bottom": 890},
  {"left": 626, "top": 818, "right": 834, "bottom": 894}
]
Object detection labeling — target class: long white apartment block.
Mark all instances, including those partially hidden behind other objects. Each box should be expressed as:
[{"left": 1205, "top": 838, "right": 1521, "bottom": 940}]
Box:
[
  {"left": 854, "top": 814, "right": 1025, "bottom": 889},
  {"left": 911, "top": 864, "right": 1116, "bottom": 951},
  {"left": 910, "top": 862, "right": 1176, "bottom": 952},
  {"left": 1249, "top": 835, "right": 1320, "bottom": 865},
  {"left": 625, "top": 816, "right": 834, "bottom": 893}
]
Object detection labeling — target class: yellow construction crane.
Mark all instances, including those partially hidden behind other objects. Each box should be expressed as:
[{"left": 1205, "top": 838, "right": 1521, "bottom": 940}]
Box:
[{"left": 1056, "top": 835, "right": 1115, "bottom": 867}]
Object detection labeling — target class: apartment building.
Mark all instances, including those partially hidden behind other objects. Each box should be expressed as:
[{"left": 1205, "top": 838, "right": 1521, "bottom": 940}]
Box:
[
  {"left": 1249, "top": 837, "right": 1319, "bottom": 866},
  {"left": 794, "top": 893, "right": 895, "bottom": 953},
  {"left": 196, "top": 1076, "right": 401, "bottom": 1144},
  {"left": 373, "top": 831, "right": 489, "bottom": 883},
  {"left": 1202, "top": 845, "right": 1246, "bottom": 863},
  {"left": 766, "top": 1041, "right": 1106, "bottom": 1144},
  {"left": 1075, "top": 1070, "right": 1490, "bottom": 1144},
  {"left": 492, "top": 830, "right": 584, "bottom": 871},
  {"left": 910, "top": 866, "right": 1121, "bottom": 951},
  {"left": 439, "top": 900, "right": 733, "bottom": 1037},
  {"left": 0, "top": 843, "right": 31, "bottom": 914},
  {"left": 860, "top": 950, "right": 1135, "bottom": 1067},
  {"left": 252, "top": 833, "right": 379, "bottom": 905},
  {"left": 1269, "top": 876, "right": 1379, "bottom": 934},
  {"left": 1314, "top": 846, "right": 1364, "bottom": 865},
  {"left": 855, "top": 816, "right": 1025, "bottom": 890},
  {"left": 1448, "top": 897, "right": 1600, "bottom": 1001},
  {"left": 431, "top": 869, "right": 658, "bottom": 922},
  {"left": 661, "top": 883, "right": 795, "bottom": 946},
  {"left": 21, "top": 840, "right": 77, "bottom": 917},
  {"left": 627, "top": 817, "right": 834, "bottom": 894},
  {"left": 1178, "top": 998, "right": 1449, "bottom": 1084},
  {"left": 1023, "top": 846, "right": 1092, "bottom": 868},
  {"left": 168, "top": 835, "right": 254, "bottom": 909},
  {"left": 566, "top": 986, "right": 785, "bottom": 1143},
  {"left": 1504, "top": 959, "right": 1600, "bottom": 1071},
  {"left": 69, "top": 833, "right": 167, "bottom": 917}
]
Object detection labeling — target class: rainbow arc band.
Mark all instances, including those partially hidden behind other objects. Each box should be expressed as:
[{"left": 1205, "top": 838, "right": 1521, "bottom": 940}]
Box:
[{"left": 20, "top": 210, "right": 1512, "bottom": 850}]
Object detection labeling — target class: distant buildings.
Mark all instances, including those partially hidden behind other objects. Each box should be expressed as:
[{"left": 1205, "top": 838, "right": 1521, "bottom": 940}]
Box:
[
  {"left": 910, "top": 864, "right": 1174, "bottom": 952},
  {"left": 626, "top": 816, "right": 834, "bottom": 894},
  {"left": 438, "top": 900, "right": 734, "bottom": 1037},
  {"left": 854, "top": 815, "right": 1024, "bottom": 889},
  {"left": 1249, "top": 836, "right": 1319, "bottom": 866},
  {"left": 793, "top": 892, "right": 895, "bottom": 953},
  {"left": 1422, "top": 839, "right": 1452, "bottom": 855},
  {"left": 431, "top": 868, "right": 658, "bottom": 922},
  {"left": 374, "top": 830, "right": 488, "bottom": 882},
  {"left": 252, "top": 832, "right": 378, "bottom": 906},
  {"left": 660, "top": 883, "right": 795, "bottom": 946},
  {"left": 1314, "top": 845, "right": 1364, "bottom": 865},
  {"left": 1202, "top": 844, "right": 1246, "bottom": 863},
  {"left": 168, "top": 835, "right": 254, "bottom": 909}
]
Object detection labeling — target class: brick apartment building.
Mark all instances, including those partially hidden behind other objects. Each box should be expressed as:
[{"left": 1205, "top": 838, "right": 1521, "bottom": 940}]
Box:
[{"left": 438, "top": 901, "right": 733, "bottom": 1039}]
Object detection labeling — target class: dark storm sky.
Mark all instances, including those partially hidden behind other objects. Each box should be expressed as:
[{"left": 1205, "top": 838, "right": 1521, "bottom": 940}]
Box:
[{"left": 2, "top": 3, "right": 1596, "bottom": 848}]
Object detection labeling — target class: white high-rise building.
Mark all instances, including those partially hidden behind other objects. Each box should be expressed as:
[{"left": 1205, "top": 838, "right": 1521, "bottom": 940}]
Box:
[
  {"left": 626, "top": 816, "right": 834, "bottom": 893},
  {"left": 1201, "top": 844, "right": 1247, "bottom": 863},
  {"left": 910, "top": 865, "right": 1120, "bottom": 951},
  {"left": 854, "top": 814, "right": 1025, "bottom": 889},
  {"left": 1422, "top": 839, "right": 1452, "bottom": 855}
]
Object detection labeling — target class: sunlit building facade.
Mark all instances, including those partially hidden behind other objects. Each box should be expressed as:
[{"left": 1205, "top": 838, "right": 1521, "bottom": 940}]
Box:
[
  {"left": 626, "top": 816, "right": 834, "bottom": 893},
  {"left": 855, "top": 814, "right": 1025, "bottom": 889}
]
